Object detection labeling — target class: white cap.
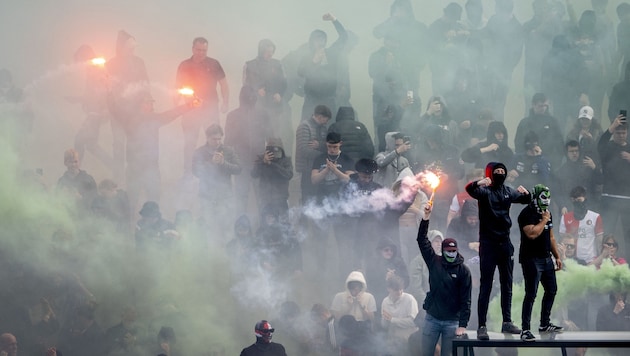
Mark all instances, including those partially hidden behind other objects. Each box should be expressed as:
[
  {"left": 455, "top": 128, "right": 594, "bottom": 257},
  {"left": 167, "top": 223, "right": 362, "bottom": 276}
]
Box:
[{"left": 578, "top": 106, "right": 594, "bottom": 120}]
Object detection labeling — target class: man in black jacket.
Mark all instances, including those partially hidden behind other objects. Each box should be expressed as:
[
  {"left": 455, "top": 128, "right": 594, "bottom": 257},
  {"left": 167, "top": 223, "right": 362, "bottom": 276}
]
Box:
[
  {"left": 240, "top": 320, "right": 287, "bottom": 356},
  {"left": 417, "top": 203, "right": 471, "bottom": 356},
  {"left": 466, "top": 162, "right": 531, "bottom": 340}
]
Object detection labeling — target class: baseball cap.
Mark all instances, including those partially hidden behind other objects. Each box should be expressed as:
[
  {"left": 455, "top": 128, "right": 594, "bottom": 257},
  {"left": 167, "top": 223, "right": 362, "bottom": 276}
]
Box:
[
  {"left": 442, "top": 238, "right": 458, "bottom": 250},
  {"left": 578, "top": 106, "right": 594, "bottom": 120}
]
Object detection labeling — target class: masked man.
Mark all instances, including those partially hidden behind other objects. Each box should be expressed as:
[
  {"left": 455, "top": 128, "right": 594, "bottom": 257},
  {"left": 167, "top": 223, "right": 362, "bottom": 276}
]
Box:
[
  {"left": 465, "top": 162, "right": 530, "bottom": 340},
  {"left": 417, "top": 203, "right": 472, "bottom": 356},
  {"left": 517, "top": 184, "right": 563, "bottom": 341}
]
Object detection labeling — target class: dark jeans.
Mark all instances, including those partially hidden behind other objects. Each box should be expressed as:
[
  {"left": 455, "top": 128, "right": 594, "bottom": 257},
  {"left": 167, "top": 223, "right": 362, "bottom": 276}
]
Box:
[
  {"left": 478, "top": 241, "right": 514, "bottom": 327},
  {"left": 521, "top": 256, "right": 558, "bottom": 331}
]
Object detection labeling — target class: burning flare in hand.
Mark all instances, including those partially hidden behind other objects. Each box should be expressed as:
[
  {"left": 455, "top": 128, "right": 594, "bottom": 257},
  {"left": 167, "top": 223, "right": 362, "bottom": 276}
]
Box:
[{"left": 178, "top": 87, "right": 201, "bottom": 108}]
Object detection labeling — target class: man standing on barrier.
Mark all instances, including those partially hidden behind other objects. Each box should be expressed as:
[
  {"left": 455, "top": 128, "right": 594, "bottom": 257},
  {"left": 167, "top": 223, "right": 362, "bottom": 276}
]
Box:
[
  {"left": 518, "top": 184, "right": 563, "bottom": 341},
  {"left": 417, "top": 203, "right": 471, "bottom": 356},
  {"left": 466, "top": 162, "right": 530, "bottom": 340}
]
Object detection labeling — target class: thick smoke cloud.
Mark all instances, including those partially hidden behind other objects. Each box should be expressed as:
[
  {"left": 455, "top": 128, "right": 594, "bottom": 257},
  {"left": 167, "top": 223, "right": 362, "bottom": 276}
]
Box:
[{"left": 1, "top": 0, "right": 627, "bottom": 354}]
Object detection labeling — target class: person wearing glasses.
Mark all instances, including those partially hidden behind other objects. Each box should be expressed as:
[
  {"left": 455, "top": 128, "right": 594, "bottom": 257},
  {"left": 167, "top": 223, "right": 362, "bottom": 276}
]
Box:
[
  {"left": 240, "top": 320, "right": 287, "bottom": 356},
  {"left": 592, "top": 235, "right": 628, "bottom": 267}
]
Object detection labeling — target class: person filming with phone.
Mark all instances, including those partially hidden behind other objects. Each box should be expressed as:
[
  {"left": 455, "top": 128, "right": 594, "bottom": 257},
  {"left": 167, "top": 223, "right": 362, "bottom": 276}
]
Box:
[{"left": 598, "top": 110, "right": 630, "bottom": 258}]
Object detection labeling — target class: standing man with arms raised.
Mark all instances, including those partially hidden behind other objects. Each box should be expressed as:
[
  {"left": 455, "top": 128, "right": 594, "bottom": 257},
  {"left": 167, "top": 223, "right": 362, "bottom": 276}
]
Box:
[
  {"left": 518, "top": 184, "right": 563, "bottom": 341},
  {"left": 417, "top": 203, "right": 471, "bottom": 356},
  {"left": 465, "top": 162, "right": 530, "bottom": 340},
  {"left": 175, "top": 37, "right": 229, "bottom": 176}
]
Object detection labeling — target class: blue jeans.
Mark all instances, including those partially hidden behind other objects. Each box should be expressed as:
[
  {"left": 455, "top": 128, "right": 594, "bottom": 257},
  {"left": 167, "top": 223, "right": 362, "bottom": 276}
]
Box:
[
  {"left": 422, "top": 313, "right": 457, "bottom": 356},
  {"left": 521, "top": 256, "right": 558, "bottom": 331}
]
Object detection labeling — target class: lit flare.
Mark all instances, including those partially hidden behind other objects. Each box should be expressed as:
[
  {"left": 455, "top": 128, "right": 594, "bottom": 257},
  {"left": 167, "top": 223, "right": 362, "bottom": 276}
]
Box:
[
  {"left": 424, "top": 171, "right": 440, "bottom": 205},
  {"left": 90, "top": 57, "right": 106, "bottom": 66},
  {"left": 178, "top": 87, "right": 195, "bottom": 96}
]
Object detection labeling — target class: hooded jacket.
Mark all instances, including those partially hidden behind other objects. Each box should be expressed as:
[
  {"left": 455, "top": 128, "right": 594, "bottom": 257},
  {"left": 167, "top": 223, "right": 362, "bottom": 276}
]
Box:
[
  {"left": 513, "top": 107, "right": 565, "bottom": 167},
  {"left": 446, "top": 199, "right": 479, "bottom": 259},
  {"left": 418, "top": 96, "right": 458, "bottom": 147},
  {"left": 465, "top": 162, "right": 531, "bottom": 242},
  {"left": 251, "top": 138, "right": 294, "bottom": 204},
  {"left": 366, "top": 237, "right": 410, "bottom": 307},
  {"left": 327, "top": 106, "right": 375, "bottom": 161},
  {"left": 417, "top": 219, "right": 471, "bottom": 327},
  {"left": 243, "top": 39, "right": 287, "bottom": 108},
  {"left": 374, "top": 132, "right": 410, "bottom": 188},
  {"left": 461, "top": 121, "right": 514, "bottom": 168},
  {"left": 330, "top": 271, "right": 377, "bottom": 322}
]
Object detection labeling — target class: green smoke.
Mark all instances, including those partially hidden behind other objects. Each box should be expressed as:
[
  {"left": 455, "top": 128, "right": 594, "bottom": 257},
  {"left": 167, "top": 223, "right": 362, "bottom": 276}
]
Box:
[{"left": 488, "top": 259, "right": 630, "bottom": 330}]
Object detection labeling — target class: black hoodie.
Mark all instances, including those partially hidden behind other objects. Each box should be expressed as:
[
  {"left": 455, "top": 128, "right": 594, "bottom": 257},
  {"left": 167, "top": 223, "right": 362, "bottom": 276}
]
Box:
[
  {"left": 465, "top": 162, "right": 531, "bottom": 242},
  {"left": 461, "top": 121, "right": 514, "bottom": 168},
  {"left": 417, "top": 219, "right": 471, "bottom": 327}
]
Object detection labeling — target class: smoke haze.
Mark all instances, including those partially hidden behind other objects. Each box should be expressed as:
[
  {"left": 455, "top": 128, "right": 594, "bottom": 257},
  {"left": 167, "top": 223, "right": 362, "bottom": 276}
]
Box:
[{"left": 1, "top": 0, "right": 629, "bottom": 354}]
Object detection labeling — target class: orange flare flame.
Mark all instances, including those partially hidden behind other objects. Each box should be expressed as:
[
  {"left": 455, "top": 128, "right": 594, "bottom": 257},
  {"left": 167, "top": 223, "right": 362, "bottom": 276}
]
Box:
[
  {"left": 90, "top": 57, "right": 106, "bottom": 66},
  {"left": 424, "top": 171, "right": 440, "bottom": 190},
  {"left": 178, "top": 87, "right": 195, "bottom": 96}
]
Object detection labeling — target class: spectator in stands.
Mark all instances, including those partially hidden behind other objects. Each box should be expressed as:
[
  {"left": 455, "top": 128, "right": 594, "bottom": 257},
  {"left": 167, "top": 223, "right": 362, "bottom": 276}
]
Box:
[
  {"left": 559, "top": 186, "right": 604, "bottom": 264},
  {"left": 327, "top": 106, "right": 374, "bottom": 162}
]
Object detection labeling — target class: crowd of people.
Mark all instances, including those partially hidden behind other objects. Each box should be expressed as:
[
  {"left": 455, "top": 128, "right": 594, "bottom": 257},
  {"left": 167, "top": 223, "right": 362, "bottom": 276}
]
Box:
[{"left": 2, "top": 0, "right": 630, "bottom": 355}]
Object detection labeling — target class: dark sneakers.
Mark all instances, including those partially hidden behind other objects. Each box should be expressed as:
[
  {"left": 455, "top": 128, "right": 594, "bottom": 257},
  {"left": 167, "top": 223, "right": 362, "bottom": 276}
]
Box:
[
  {"left": 520, "top": 330, "right": 536, "bottom": 341},
  {"left": 539, "top": 323, "right": 564, "bottom": 333},
  {"left": 501, "top": 322, "right": 522, "bottom": 334},
  {"left": 477, "top": 326, "right": 489, "bottom": 340}
]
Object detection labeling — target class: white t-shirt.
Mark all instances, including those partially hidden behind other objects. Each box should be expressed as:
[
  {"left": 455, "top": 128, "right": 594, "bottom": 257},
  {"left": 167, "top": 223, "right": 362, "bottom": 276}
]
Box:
[{"left": 559, "top": 210, "right": 604, "bottom": 263}]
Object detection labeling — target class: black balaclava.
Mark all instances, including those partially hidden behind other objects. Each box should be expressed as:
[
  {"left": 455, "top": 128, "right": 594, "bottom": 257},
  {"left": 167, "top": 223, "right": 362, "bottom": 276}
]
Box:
[
  {"left": 573, "top": 199, "right": 588, "bottom": 220},
  {"left": 485, "top": 162, "right": 507, "bottom": 187}
]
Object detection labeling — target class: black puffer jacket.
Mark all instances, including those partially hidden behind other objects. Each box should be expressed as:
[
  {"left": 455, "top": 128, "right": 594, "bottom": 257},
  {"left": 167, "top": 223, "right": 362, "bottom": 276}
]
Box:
[{"left": 328, "top": 106, "right": 375, "bottom": 162}]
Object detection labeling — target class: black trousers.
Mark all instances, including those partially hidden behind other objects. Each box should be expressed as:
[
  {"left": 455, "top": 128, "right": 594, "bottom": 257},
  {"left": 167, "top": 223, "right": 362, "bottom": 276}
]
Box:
[
  {"left": 478, "top": 240, "right": 515, "bottom": 327},
  {"left": 521, "top": 256, "right": 558, "bottom": 331}
]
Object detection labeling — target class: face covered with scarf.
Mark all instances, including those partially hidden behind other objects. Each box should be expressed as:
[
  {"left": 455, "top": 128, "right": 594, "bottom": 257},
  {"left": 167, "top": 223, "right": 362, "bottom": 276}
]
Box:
[
  {"left": 532, "top": 184, "right": 551, "bottom": 213},
  {"left": 572, "top": 196, "right": 588, "bottom": 220},
  {"left": 442, "top": 238, "right": 459, "bottom": 262}
]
